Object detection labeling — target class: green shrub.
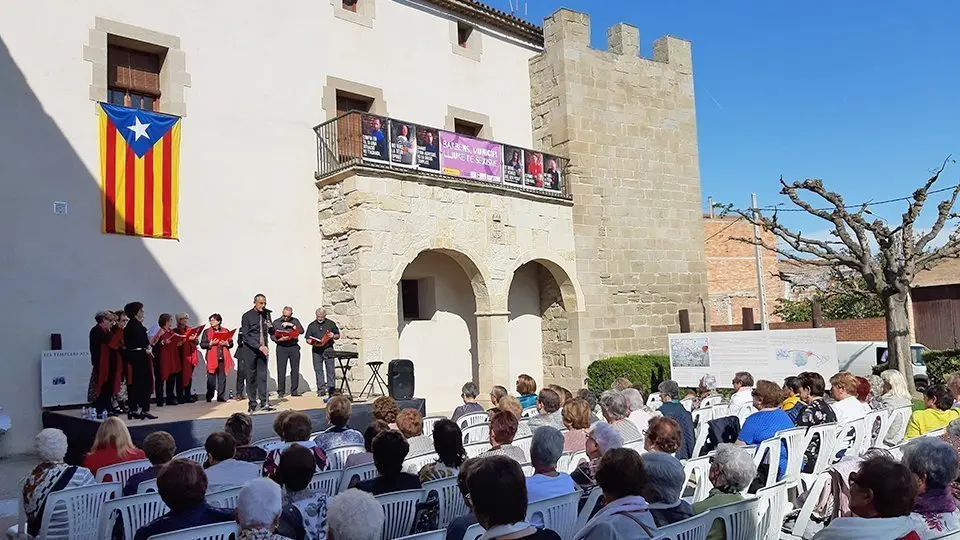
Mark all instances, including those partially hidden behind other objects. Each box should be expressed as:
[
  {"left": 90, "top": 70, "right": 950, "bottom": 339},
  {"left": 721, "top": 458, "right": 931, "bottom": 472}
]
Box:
[
  {"left": 586, "top": 354, "right": 671, "bottom": 396},
  {"left": 924, "top": 349, "right": 960, "bottom": 386}
]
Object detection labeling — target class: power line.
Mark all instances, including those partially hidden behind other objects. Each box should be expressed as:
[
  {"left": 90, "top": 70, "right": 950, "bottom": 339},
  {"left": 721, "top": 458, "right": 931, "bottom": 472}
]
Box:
[
  {"left": 704, "top": 216, "right": 744, "bottom": 242},
  {"left": 757, "top": 183, "right": 960, "bottom": 212}
]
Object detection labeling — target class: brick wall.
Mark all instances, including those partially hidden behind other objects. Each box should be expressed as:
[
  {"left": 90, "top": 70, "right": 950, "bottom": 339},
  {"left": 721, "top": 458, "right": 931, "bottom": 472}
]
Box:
[{"left": 710, "top": 317, "right": 886, "bottom": 342}]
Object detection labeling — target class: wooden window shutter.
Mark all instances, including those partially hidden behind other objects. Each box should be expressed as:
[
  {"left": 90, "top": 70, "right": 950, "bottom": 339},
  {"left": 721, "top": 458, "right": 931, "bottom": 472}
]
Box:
[{"left": 108, "top": 46, "right": 161, "bottom": 97}]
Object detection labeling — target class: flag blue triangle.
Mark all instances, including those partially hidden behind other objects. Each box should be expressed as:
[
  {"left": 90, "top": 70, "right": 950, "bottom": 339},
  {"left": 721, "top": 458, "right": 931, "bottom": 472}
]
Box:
[{"left": 100, "top": 103, "right": 179, "bottom": 158}]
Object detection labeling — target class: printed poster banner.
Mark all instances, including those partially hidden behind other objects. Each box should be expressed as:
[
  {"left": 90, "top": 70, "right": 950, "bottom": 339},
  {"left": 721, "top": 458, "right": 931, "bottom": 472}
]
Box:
[
  {"left": 389, "top": 119, "right": 417, "bottom": 168},
  {"left": 439, "top": 131, "right": 502, "bottom": 184},
  {"left": 503, "top": 146, "right": 524, "bottom": 186},
  {"left": 416, "top": 126, "right": 440, "bottom": 171},
  {"left": 361, "top": 114, "right": 390, "bottom": 164}
]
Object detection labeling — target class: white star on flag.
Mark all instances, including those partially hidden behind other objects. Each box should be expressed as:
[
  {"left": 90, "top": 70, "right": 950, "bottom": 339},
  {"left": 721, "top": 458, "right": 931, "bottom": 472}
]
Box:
[{"left": 126, "top": 116, "right": 151, "bottom": 141}]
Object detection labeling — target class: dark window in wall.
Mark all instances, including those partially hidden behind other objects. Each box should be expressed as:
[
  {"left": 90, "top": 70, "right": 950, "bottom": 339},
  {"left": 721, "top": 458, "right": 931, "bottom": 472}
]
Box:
[
  {"left": 454, "top": 118, "right": 483, "bottom": 137},
  {"left": 457, "top": 22, "right": 474, "bottom": 48},
  {"left": 342, "top": 0, "right": 359, "bottom": 12},
  {"left": 107, "top": 44, "right": 162, "bottom": 111},
  {"left": 336, "top": 91, "right": 373, "bottom": 116},
  {"left": 401, "top": 280, "right": 421, "bottom": 320}
]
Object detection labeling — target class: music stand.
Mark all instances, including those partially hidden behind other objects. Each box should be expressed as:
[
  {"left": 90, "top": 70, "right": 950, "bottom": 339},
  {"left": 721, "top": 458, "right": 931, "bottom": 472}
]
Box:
[
  {"left": 359, "top": 361, "right": 388, "bottom": 400},
  {"left": 332, "top": 351, "right": 358, "bottom": 401}
]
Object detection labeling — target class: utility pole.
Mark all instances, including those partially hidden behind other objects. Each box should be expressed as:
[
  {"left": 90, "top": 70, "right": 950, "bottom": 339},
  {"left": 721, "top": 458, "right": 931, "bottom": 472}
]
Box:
[{"left": 751, "top": 193, "right": 770, "bottom": 330}]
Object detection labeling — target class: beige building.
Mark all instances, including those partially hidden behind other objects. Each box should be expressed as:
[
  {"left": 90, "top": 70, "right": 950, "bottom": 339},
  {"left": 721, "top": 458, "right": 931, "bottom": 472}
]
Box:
[{"left": 0, "top": 0, "right": 707, "bottom": 454}]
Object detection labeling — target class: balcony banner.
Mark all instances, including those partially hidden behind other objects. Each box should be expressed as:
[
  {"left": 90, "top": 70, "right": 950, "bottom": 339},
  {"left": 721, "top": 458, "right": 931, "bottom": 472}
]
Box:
[
  {"left": 361, "top": 114, "right": 390, "bottom": 164},
  {"left": 389, "top": 119, "right": 417, "bottom": 168},
  {"left": 503, "top": 146, "right": 524, "bottom": 186},
  {"left": 439, "top": 131, "right": 503, "bottom": 184},
  {"left": 416, "top": 127, "right": 440, "bottom": 171}
]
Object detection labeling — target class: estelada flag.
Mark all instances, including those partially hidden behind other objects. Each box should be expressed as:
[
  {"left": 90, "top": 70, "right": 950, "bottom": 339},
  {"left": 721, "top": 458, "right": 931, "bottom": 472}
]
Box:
[{"left": 98, "top": 103, "right": 181, "bottom": 239}]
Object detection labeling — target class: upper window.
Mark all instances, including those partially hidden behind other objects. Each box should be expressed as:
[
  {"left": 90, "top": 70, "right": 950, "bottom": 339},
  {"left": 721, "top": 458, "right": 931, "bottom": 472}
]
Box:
[
  {"left": 107, "top": 45, "right": 161, "bottom": 111},
  {"left": 457, "top": 22, "right": 474, "bottom": 48},
  {"left": 454, "top": 119, "right": 483, "bottom": 138},
  {"left": 336, "top": 91, "right": 373, "bottom": 116},
  {"left": 342, "top": 0, "right": 359, "bottom": 12}
]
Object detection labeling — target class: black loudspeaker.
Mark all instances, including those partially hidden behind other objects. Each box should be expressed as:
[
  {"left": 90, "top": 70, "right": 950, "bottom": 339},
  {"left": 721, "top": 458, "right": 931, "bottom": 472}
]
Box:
[{"left": 387, "top": 359, "right": 415, "bottom": 400}]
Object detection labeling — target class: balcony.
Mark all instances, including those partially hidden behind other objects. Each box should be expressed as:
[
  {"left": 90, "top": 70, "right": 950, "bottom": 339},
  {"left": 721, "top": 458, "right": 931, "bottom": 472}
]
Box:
[{"left": 313, "top": 111, "right": 571, "bottom": 200}]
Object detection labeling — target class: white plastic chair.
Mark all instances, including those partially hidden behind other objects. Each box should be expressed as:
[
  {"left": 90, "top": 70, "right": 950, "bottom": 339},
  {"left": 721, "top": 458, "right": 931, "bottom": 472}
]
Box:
[
  {"left": 206, "top": 486, "right": 243, "bottom": 510},
  {"left": 889, "top": 439, "right": 910, "bottom": 461},
  {"left": 756, "top": 481, "right": 789, "bottom": 540},
  {"left": 34, "top": 482, "right": 120, "bottom": 540},
  {"left": 422, "top": 476, "right": 467, "bottom": 528},
  {"left": 690, "top": 419, "right": 711, "bottom": 459},
  {"left": 680, "top": 397, "right": 695, "bottom": 412},
  {"left": 464, "top": 441, "right": 492, "bottom": 458},
  {"left": 147, "top": 521, "right": 240, "bottom": 539},
  {"left": 458, "top": 412, "right": 489, "bottom": 429},
  {"left": 96, "top": 459, "right": 152, "bottom": 484},
  {"left": 647, "top": 393, "right": 663, "bottom": 410},
  {"left": 798, "top": 422, "right": 839, "bottom": 491},
  {"left": 863, "top": 408, "right": 891, "bottom": 449},
  {"left": 99, "top": 491, "right": 169, "bottom": 540},
  {"left": 521, "top": 463, "right": 534, "bottom": 476},
  {"left": 708, "top": 496, "right": 761, "bottom": 540},
  {"left": 253, "top": 436, "right": 281, "bottom": 450},
  {"left": 565, "top": 450, "right": 588, "bottom": 474},
  {"left": 422, "top": 416, "right": 445, "bottom": 434},
  {"left": 700, "top": 395, "right": 723, "bottom": 409},
  {"left": 520, "top": 407, "right": 539, "bottom": 418},
  {"left": 926, "top": 427, "right": 947, "bottom": 438},
  {"left": 931, "top": 531, "right": 960, "bottom": 540},
  {"left": 462, "top": 523, "right": 485, "bottom": 540},
  {"left": 308, "top": 468, "right": 341, "bottom": 497},
  {"left": 325, "top": 444, "right": 365, "bottom": 470},
  {"left": 752, "top": 437, "right": 783, "bottom": 490},
  {"left": 884, "top": 406, "right": 913, "bottom": 445},
  {"left": 338, "top": 463, "right": 378, "bottom": 492},
  {"left": 736, "top": 404, "right": 757, "bottom": 426},
  {"left": 376, "top": 489, "right": 426, "bottom": 540},
  {"left": 397, "top": 531, "right": 446, "bottom": 540},
  {"left": 624, "top": 439, "right": 645, "bottom": 453},
  {"left": 525, "top": 491, "right": 580, "bottom": 540},
  {"left": 173, "top": 447, "right": 208, "bottom": 465},
  {"left": 650, "top": 510, "right": 713, "bottom": 540},
  {"left": 682, "top": 455, "right": 714, "bottom": 504},
  {"left": 775, "top": 426, "right": 806, "bottom": 494},
  {"left": 404, "top": 452, "right": 439, "bottom": 474},
  {"left": 691, "top": 407, "right": 714, "bottom": 431},
  {"left": 514, "top": 435, "right": 533, "bottom": 462},
  {"left": 574, "top": 487, "right": 603, "bottom": 533},
  {"left": 781, "top": 472, "right": 830, "bottom": 540},
  {"left": 137, "top": 478, "right": 159, "bottom": 494},
  {"left": 832, "top": 418, "right": 867, "bottom": 462},
  {"left": 462, "top": 424, "right": 490, "bottom": 444}
]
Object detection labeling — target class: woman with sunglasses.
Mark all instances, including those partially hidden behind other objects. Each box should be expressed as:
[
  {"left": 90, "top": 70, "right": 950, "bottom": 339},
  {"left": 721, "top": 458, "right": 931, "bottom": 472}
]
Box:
[{"left": 736, "top": 380, "right": 793, "bottom": 485}]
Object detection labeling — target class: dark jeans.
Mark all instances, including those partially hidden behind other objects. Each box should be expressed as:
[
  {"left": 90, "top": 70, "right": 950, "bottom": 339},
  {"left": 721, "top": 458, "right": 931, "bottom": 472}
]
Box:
[
  {"left": 245, "top": 351, "right": 269, "bottom": 408},
  {"left": 127, "top": 353, "right": 151, "bottom": 413},
  {"left": 312, "top": 348, "right": 336, "bottom": 394},
  {"left": 207, "top": 364, "right": 226, "bottom": 402},
  {"left": 235, "top": 355, "right": 247, "bottom": 397},
  {"left": 276, "top": 346, "right": 300, "bottom": 396},
  {"left": 162, "top": 372, "right": 181, "bottom": 405}
]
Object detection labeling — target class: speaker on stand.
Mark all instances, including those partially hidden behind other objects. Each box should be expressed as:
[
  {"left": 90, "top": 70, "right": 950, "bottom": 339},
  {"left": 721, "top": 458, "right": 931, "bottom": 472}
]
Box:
[{"left": 387, "top": 359, "right": 415, "bottom": 400}]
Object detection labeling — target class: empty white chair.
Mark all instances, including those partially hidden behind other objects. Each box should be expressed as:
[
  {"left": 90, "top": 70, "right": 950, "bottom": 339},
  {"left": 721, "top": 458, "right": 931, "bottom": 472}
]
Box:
[
  {"left": 422, "top": 476, "right": 467, "bottom": 528},
  {"left": 146, "top": 521, "right": 240, "bottom": 539},
  {"left": 650, "top": 511, "right": 713, "bottom": 540},
  {"left": 521, "top": 407, "right": 539, "bottom": 418},
  {"left": 525, "top": 491, "right": 580, "bottom": 540},
  {"left": 308, "top": 468, "right": 341, "bottom": 497},
  {"left": 680, "top": 397, "right": 695, "bottom": 412},
  {"left": 514, "top": 436, "right": 533, "bottom": 462},
  {"left": 682, "top": 456, "right": 714, "bottom": 504},
  {"left": 99, "top": 491, "right": 169, "bottom": 540},
  {"left": 206, "top": 486, "right": 243, "bottom": 510},
  {"left": 756, "top": 481, "right": 789, "bottom": 540},
  {"left": 863, "top": 408, "right": 891, "bottom": 449},
  {"left": 464, "top": 441, "right": 492, "bottom": 458},
  {"left": 338, "top": 463, "right": 378, "bottom": 493},
  {"left": 404, "top": 452, "right": 439, "bottom": 474},
  {"left": 137, "top": 478, "right": 159, "bottom": 494},
  {"left": 396, "top": 531, "right": 446, "bottom": 540},
  {"left": 708, "top": 496, "right": 761, "bottom": 540},
  {"left": 700, "top": 395, "right": 723, "bottom": 409},
  {"left": 33, "top": 482, "right": 120, "bottom": 540},
  {"left": 574, "top": 487, "right": 603, "bottom": 533},
  {"left": 884, "top": 406, "right": 913, "bottom": 445},
  {"left": 458, "top": 412, "right": 489, "bottom": 429},
  {"left": 173, "top": 447, "right": 208, "bottom": 465},
  {"left": 376, "top": 489, "right": 426, "bottom": 540},
  {"left": 422, "top": 415, "right": 445, "bottom": 434},
  {"left": 462, "top": 424, "right": 490, "bottom": 445},
  {"left": 325, "top": 444, "right": 365, "bottom": 470},
  {"left": 565, "top": 450, "right": 588, "bottom": 474},
  {"left": 462, "top": 523, "right": 485, "bottom": 540},
  {"left": 96, "top": 459, "right": 152, "bottom": 484},
  {"left": 775, "top": 426, "right": 806, "bottom": 493}
]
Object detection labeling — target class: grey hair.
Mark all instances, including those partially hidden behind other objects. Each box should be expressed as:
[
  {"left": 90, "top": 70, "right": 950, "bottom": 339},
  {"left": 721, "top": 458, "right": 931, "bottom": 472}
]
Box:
[
  {"left": 658, "top": 380, "right": 681, "bottom": 400},
  {"left": 599, "top": 390, "right": 629, "bottom": 421},
  {"left": 316, "top": 307, "right": 327, "bottom": 316},
  {"left": 530, "top": 426, "right": 564, "bottom": 469},
  {"left": 589, "top": 422, "right": 623, "bottom": 455},
  {"left": 641, "top": 452, "right": 685, "bottom": 503},
  {"left": 700, "top": 374, "right": 717, "bottom": 390},
  {"left": 36, "top": 428, "right": 68, "bottom": 462},
  {"left": 329, "top": 489, "right": 385, "bottom": 540},
  {"left": 237, "top": 478, "right": 282, "bottom": 528},
  {"left": 282, "top": 306, "right": 293, "bottom": 312},
  {"left": 902, "top": 437, "right": 959, "bottom": 489},
  {"left": 461, "top": 381, "right": 479, "bottom": 399},
  {"left": 711, "top": 443, "right": 757, "bottom": 491},
  {"left": 621, "top": 388, "right": 644, "bottom": 411},
  {"left": 947, "top": 418, "right": 960, "bottom": 438}
]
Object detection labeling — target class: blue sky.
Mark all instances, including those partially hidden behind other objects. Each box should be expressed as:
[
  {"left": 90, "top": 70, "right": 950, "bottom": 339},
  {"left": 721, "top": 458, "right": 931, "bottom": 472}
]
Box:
[{"left": 495, "top": 1, "right": 960, "bottom": 236}]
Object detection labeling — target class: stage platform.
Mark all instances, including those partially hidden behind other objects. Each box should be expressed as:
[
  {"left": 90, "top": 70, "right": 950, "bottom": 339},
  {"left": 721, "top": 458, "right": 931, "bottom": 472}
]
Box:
[{"left": 43, "top": 394, "right": 426, "bottom": 465}]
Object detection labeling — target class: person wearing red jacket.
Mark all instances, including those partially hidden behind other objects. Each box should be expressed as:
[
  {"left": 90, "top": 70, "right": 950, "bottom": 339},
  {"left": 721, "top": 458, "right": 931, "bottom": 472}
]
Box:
[{"left": 200, "top": 313, "right": 234, "bottom": 402}]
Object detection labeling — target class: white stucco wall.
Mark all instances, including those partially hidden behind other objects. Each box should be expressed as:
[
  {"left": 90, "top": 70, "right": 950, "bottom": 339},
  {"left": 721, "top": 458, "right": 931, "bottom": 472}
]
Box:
[
  {"left": 0, "top": 0, "right": 539, "bottom": 454},
  {"left": 507, "top": 263, "right": 544, "bottom": 385}
]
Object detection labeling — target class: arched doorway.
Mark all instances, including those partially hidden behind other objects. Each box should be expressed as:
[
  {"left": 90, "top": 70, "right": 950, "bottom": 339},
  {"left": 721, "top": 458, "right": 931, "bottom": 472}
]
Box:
[{"left": 396, "top": 249, "right": 481, "bottom": 412}]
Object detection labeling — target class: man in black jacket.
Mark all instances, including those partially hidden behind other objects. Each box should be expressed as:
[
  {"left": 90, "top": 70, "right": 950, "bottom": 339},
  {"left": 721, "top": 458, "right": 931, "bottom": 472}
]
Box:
[
  {"left": 271, "top": 306, "right": 304, "bottom": 398},
  {"left": 238, "top": 294, "right": 275, "bottom": 412},
  {"left": 305, "top": 307, "right": 340, "bottom": 397}
]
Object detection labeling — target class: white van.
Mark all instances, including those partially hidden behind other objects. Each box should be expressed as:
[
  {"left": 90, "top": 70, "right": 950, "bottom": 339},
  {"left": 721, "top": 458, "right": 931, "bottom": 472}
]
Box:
[{"left": 837, "top": 341, "right": 929, "bottom": 390}]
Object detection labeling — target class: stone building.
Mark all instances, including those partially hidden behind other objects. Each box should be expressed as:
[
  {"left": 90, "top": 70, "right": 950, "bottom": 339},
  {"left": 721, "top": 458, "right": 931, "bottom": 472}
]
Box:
[{"left": 0, "top": 0, "right": 707, "bottom": 454}]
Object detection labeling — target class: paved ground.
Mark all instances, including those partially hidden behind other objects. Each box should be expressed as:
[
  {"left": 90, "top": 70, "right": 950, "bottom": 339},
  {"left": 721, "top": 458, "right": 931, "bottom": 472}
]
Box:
[{"left": 0, "top": 453, "right": 38, "bottom": 531}]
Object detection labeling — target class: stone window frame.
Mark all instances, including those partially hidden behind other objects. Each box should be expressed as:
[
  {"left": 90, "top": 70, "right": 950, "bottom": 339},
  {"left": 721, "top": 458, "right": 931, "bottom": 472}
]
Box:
[
  {"left": 450, "top": 19, "right": 482, "bottom": 61},
  {"left": 84, "top": 17, "right": 190, "bottom": 117},
  {"left": 322, "top": 76, "right": 388, "bottom": 120},
  {"left": 445, "top": 106, "right": 492, "bottom": 139},
  {"left": 332, "top": 0, "right": 375, "bottom": 29}
]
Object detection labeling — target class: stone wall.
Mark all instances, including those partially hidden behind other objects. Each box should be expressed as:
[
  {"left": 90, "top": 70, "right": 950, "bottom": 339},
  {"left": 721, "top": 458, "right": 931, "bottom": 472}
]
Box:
[
  {"left": 530, "top": 10, "right": 709, "bottom": 364},
  {"left": 539, "top": 264, "right": 574, "bottom": 383}
]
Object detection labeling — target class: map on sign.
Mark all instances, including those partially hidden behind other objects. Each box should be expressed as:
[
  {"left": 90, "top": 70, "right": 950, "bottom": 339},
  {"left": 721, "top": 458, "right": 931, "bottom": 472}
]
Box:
[
  {"left": 670, "top": 337, "right": 710, "bottom": 368},
  {"left": 778, "top": 348, "right": 831, "bottom": 368}
]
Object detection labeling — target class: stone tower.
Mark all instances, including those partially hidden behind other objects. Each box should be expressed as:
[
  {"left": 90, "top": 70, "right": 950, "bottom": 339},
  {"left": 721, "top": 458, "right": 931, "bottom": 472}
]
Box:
[{"left": 530, "top": 10, "right": 709, "bottom": 368}]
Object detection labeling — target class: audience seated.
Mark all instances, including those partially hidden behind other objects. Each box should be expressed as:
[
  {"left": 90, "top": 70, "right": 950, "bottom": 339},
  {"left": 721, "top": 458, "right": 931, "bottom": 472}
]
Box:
[
  {"left": 499, "top": 395, "right": 533, "bottom": 438},
  {"left": 901, "top": 438, "right": 960, "bottom": 535},
  {"left": 728, "top": 371, "right": 755, "bottom": 418},
  {"left": 528, "top": 388, "right": 564, "bottom": 430},
  {"left": 124, "top": 431, "right": 175, "bottom": 495},
  {"left": 226, "top": 412, "right": 268, "bottom": 463},
  {"left": 641, "top": 451, "right": 692, "bottom": 527},
  {"left": 469, "top": 455, "right": 561, "bottom": 540},
  {"left": 810, "top": 455, "right": 921, "bottom": 540},
  {"left": 947, "top": 372, "right": 960, "bottom": 409},
  {"left": 263, "top": 411, "right": 327, "bottom": 479},
  {"left": 548, "top": 384, "right": 573, "bottom": 405},
  {"left": 736, "top": 379, "right": 792, "bottom": 480},
  {"left": 940, "top": 418, "right": 960, "bottom": 498},
  {"left": 418, "top": 418, "right": 466, "bottom": 482},
  {"left": 312, "top": 395, "right": 363, "bottom": 455},
  {"left": 237, "top": 478, "right": 288, "bottom": 540},
  {"left": 693, "top": 374, "right": 721, "bottom": 409},
  {"left": 830, "top": 372, "right": 867, "bottom": 423},
  {"left": 782, "top": 376, "right": 807, "bottom": 423},
  {"left": 880, "top": 370, "right": 913, "bottom": 445},
  {"left": 21, "top": 429, "right": 96, "bottom": 537},
  {"left": 794, "top": 447, "right": 894, "bottom": 527},
  {"left": 796, "top": 371, "right": 837, "bottom": 473},
  {"left": 622, "top": 388, "right": 656, "bottom": 440},
  {"left": 572, "top": 422, "right": 623, "bottom": 493},
  {"left": 576, "top": 388, "right": 601, "bottom": 423},
  {"left": 572, "top": 448, "right": 656, "bottom": 540},
  {"left": 82, "top": 416, "right": 146, "bottom": 475},
  {"left": 906, "top": 384, "right": 960, "bottom": 439},
  {"left": 327, "top": 489, "right": 384, "bottom": 540},
  {"left": 204, "top": 431, "right": 259, "bottom": 491},
  {"left": 343, "top": 420, "right": 388, "bottom": 472},
  {"left": 445, "top": 458, "right": 481, "bottom": 540},
  {"left": 644, "top": 417, "right": 682, "bottom": 455},
  {"left": 453, "top": 381, "right": 485, "bottom": 421},
  {"left": 526, "top": 427, "right": 575, "bottom": 505},
  {"left": 396, "top": 408, "right": 434, "bottom": 457},
  {"left": 692, "top": 443, "right": 757, "bottom": 540},
  {"left": 276, "top": 444, "right": 329, "bottom": 540},
  {"left": 610, "top": 378, "right": 633, "bottom": 392},
  {"left": 372, "top": 396, "right": 400, "bottom": 428},
  {"left": 599, "top": 390, "right": 642, "bottom": 443},
  {"left": 517, "top": 374, "right": 539, "bottom": 410},
  {"left": 355, "top": 430, "right": 422, "bottom": 495},
  {"left": 482, "top": 410, "right": 527, "bottom": 462},
  {"left": 655, "top": 381, "right": 695, "bottom": 459},
  {"left": 561, "top": 398, "right": 591, "bottom": 452},
  {"left": 855, "top": 376, "right": 873, "bottom": 413},
  {"left": 134, "top": 459, "right": 234, "bottom": 540},
  {"left": 488, "top": 385, "right": 509, "bottom": 415}
]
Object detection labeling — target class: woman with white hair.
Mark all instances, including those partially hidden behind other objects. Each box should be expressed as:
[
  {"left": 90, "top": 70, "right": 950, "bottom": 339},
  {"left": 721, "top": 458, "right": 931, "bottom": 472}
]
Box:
[
  {"left": 571, "top": 422, "right": 623, "bottom": 493},
  {"left": 901, "top": 438, "right": 960, "bottom": 535},
  {"left": 237, "top": 478, "right": 288, "bottom": 540},
  {"left": 692, "top": 443, "right": 757, "bottom": 540},
  {"left": 526, "top": 427, "right": 575, "bottom": 504},
  {"left": 599, "top": 390, "right": 642, "bottom": 443},
  {"left": 880, "top": 369, "right": 913, "bottom": 445},
  {"left": 327, "top": 489, "right": 385, "bottom": 540},
  {"left": 641, "top": 452, "right": 693, "bottom": 526},
  {"left": 622, "top": 388, "right": 656, "bottom": 438},
  {"left": 693, "top": 374, "right": 720, "bottom": 409},
  {"left": 19, "top": 429, "right": 96, "bottom": 536}
]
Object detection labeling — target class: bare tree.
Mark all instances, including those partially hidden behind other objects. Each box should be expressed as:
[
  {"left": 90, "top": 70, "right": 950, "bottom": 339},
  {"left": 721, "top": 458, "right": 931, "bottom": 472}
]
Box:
[{"left": 734, "top": 159, "right": 960, "bottom": 393}]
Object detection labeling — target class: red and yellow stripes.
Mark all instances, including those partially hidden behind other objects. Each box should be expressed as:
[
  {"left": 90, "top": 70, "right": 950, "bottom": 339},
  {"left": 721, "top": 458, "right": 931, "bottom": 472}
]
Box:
[{"left": 99, "top": 111, "right": 181, "bottom": 239}]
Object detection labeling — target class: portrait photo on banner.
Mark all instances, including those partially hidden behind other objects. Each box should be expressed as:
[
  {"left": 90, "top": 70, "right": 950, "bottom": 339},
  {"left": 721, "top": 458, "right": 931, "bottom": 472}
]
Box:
[
  {"left": 361, "top": 113, "right": 390, "bottom": 163},
  {"left": 389, "top": 119, "right": 417, "bottom": 168},
  {"left": 503, "top": 145, "right": 524, "bottom": 185},
  {"left": 416, "top": 126, "right": 440, "bottom": 171},
  {"left": 524, "top": 150, "right": 543, "bottom": 187},
  {"left": 542, "top": 155, "right": 562, "bottom": 192}
]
